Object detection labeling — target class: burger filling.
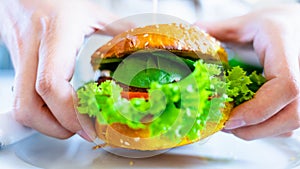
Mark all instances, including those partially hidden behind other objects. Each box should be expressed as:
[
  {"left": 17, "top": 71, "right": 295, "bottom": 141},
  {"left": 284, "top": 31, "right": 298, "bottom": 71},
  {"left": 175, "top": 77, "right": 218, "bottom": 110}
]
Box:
[{"left": 77, "top": 50, "right": 265, "bottom": 141}]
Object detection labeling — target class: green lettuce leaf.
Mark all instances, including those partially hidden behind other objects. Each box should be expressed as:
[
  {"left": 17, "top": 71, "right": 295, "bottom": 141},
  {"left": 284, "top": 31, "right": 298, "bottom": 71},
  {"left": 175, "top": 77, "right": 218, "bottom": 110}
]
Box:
[
  {"left": 112, "top": 51, "right": 192, "bottom": 88},
  {"left": 76, "top": 58, "right": 266, "bottom": 141},
  {"left": 226, "top": 66, "right": 265, "bottom": 106},
  {"left": 77, "top": 60, "right": 227, "bottom": 141}
]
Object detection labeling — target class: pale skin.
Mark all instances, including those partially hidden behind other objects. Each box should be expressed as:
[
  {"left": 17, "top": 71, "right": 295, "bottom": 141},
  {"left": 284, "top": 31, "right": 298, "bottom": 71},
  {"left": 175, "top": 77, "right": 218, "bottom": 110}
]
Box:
[
  {"left": 0, "top": 1, "right": 299, "bottom": 141},
  {"left": 196, "top": 4, "right": 300, "bottom": 140},
  {"left": 0, "top": 0, "right": 132, "bottom": 140}
]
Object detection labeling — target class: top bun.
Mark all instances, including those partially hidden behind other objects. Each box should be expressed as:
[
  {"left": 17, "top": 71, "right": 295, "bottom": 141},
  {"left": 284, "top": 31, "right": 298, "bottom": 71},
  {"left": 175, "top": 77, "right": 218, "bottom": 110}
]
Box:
[{"left": 91, "top": 23, "right": 228, "bottom": 70}]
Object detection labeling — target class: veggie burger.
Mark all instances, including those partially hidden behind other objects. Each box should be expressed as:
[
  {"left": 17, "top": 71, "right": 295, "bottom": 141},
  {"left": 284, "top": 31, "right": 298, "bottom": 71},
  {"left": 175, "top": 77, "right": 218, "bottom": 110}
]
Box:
[{"left": 76, "top": 23, "right": 265, "bottom": 150}]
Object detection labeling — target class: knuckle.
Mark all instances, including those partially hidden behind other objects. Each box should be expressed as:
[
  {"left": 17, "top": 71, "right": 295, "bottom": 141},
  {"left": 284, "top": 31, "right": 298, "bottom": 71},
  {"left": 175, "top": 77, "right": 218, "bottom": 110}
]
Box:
[
  {"left": 258, "top": 15, "right": 293, "bottom": 38},
  {"left": 30, "top": 11, "right": 49, "bottom": 31},
  {"left": 12, "top": 107, "right": 32, "bottom": 126},
  {"left": 39, "top": 15, "right": 52, "bottom": 32},
  {"left": 40, "top": 15, "right": 56, "bottom": 35},
  {"left": 223, "top": 26, "right": 242, "bottom": 42},
  {"left": 30, "top": 9, "right": 57, "bottom": 35},
  {"left": 35, "top": 73, "right": 53, "bottom": 97},
  {"left": 286, "top": 77, "right": 300, "bottom": 99},
  {"left": 245, "top": 109, "right": 267, "bottom": 125}
]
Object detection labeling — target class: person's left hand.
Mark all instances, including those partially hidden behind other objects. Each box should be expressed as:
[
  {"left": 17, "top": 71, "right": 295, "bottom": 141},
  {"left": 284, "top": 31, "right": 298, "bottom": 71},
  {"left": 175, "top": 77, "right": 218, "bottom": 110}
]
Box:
[{"left": 195, "top": 4, "right": 300, "bottom": 140}]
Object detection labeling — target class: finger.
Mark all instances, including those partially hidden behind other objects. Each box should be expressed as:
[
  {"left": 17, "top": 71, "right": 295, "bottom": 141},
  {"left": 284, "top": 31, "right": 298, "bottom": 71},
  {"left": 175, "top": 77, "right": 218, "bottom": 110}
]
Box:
[
  {"left": 225, "top": 76, "right": 299, "bottom": 130},
  {"left": 36, "top": 17, "right": 85, "bottom": 136},
  {"left": 76, "top": 113, "right": 97, "bottom": 142},
  {"left": 225, "top": 23, "right": 300, "bottom": 130},
  {"left": 74, "top": 96, "right": 97, "bottom": 142},
  {"left": 11, "top": 22, "right": 72, "bottom": 139},
  {"left": 277, "top": 132, "right": 293, "bottom": 138},
  {"left": 86, "top": 2, "right": 134, "bottom": 36},
  {"left": 194, "top": 15, "right": 256, "bottom": 43},
  {"left": 229, "top": 98, "right": 300, "bottom": 140},
  {"left": 95, "top": 19, "right": 135, "bottom": 36}
]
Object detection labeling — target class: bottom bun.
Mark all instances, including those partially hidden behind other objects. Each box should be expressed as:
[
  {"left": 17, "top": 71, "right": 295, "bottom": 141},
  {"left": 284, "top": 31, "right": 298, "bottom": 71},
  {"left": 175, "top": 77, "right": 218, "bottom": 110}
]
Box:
[{"left": 95, "top": 102, "right": 233, "bottom": 151}]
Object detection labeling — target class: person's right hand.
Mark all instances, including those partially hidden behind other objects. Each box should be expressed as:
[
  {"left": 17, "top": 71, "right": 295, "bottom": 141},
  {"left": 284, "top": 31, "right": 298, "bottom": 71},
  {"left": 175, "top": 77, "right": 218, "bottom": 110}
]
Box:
[{"left": 0, "top": 0, "right": 132, "bottom": 140}]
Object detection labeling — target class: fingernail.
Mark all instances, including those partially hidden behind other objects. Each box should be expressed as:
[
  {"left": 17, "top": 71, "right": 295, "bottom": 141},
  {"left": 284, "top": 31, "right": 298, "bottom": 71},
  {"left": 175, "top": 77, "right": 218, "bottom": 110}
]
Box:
[
  {"left": 222, "top": 129, "right": 232, "bottom": 134},
  {"left": 225, "top": 119, "right": 246, "bottom": 130},
  {"left": 77, "top": 130, "right": 92, "bottom": 142}
]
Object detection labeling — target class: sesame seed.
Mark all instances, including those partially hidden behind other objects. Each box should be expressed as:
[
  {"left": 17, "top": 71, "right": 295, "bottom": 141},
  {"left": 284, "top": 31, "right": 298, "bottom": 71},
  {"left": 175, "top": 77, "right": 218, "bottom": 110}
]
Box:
[
  {"left": 100, "top": 70, "right": 111, "bottom": 77},
  {"left": 144, "top": 41, "right": 149, "bottom": 47},
  {"left": 178, "top": 43, "right": 182, "bottom": 50},
  {"left": 134, "top": 137, "right": 140, "bottom": 142},
  {"left": 143, "top": 33, "right": 149, "bottom": 37},
  {"left": 124, "top": 141, "right": 130, "bottom": 146},
  {"left": 120, "top": 139, "right": 124, "bottom": 144}
]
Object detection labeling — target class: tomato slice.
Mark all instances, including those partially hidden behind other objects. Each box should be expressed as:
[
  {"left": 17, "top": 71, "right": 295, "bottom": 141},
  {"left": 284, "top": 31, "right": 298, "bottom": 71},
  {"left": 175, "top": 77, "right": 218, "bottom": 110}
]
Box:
[{"left": 121, "top": 91, "right": 149, "bottom": 100}]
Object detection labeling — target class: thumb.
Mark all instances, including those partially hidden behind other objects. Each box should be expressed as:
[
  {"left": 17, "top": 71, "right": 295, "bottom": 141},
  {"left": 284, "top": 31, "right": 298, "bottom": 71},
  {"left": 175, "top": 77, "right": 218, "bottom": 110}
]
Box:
[{"left": 194, "top": 15, "right": 256, "bottom": 43}]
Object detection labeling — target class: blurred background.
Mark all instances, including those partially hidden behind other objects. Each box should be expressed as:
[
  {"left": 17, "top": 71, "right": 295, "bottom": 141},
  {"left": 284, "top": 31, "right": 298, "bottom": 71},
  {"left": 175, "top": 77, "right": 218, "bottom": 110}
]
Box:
[
  {"left": 0, "top": 0, "right": 299, "bottom": 71},
  {"left": 0, "top": 0, "right": 299, "bottom": 112},
  {"left": 0, "top": 41, "right": 12, "bottom": 70}
]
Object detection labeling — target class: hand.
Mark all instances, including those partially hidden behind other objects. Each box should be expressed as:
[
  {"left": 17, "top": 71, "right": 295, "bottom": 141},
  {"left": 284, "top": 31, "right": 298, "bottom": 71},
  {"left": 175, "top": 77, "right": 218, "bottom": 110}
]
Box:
[
  {"left": 0, "top": 0, "right": 132, "bottom": 140},
  {"left": 195, "top": 4, "right": 300, "bottom": 140}
]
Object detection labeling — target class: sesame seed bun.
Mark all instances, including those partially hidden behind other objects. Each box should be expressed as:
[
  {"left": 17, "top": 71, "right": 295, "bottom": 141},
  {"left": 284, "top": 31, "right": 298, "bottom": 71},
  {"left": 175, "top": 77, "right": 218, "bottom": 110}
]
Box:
[
  {"left": 91, "top": 23, "right": 228, "bottom": 71},
  {"left": 91, "top": 23, "right": 232, "bottom": 150}
]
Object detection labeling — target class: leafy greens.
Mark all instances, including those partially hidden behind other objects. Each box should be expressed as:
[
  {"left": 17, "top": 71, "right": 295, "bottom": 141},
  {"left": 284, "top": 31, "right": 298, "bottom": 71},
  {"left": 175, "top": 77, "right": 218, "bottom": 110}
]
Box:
[{"left": 77, "top": 53, "right": 265, "bottom": 141}]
